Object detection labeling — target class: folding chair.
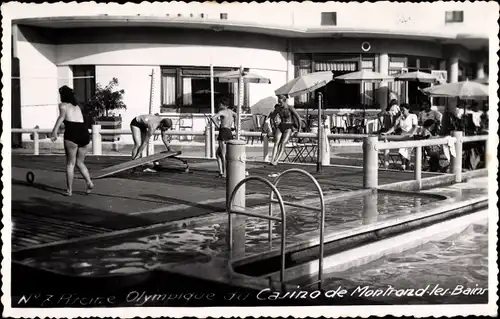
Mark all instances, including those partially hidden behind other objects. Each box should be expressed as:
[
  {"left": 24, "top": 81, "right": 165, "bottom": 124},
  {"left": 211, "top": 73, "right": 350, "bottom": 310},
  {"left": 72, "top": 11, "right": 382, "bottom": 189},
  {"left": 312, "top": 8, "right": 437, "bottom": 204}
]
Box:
[
  {"left": 283, "top": 135, "right": 317, "bottom": 163},
  {"left": 240, "top": 116, "right": 257, "bottom": 144},
  {"left": 377, "top": 136, "right": 401, "bottom": 169}
]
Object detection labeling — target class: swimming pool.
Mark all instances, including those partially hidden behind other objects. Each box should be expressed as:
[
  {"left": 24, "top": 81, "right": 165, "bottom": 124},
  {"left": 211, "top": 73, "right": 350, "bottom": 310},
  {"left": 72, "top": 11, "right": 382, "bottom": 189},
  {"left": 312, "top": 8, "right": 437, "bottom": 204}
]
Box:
[
  {"left": 17, "top": 191, "right": 441, "bottom": 277},
  {"left": 315, "top": 221, "right": 489, "bottom": 304}
]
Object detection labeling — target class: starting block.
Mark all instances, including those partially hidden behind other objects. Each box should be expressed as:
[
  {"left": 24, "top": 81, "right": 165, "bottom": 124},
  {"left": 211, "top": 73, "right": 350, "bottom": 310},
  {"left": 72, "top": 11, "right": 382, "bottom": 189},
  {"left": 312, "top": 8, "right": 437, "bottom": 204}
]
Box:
[{"left": 93, "top": 151, "right": 188, "bottom": 179}]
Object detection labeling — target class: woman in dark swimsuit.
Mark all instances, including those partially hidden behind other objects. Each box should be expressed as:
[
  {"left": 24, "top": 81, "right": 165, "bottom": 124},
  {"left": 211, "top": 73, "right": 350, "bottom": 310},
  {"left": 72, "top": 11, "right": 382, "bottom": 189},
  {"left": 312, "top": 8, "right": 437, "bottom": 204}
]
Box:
[
  {"left": 269, "top": 94, "right": 302, "bottom": 166},
  {"left": 51, "top": 86, "right": 93, "bottom": 196}
]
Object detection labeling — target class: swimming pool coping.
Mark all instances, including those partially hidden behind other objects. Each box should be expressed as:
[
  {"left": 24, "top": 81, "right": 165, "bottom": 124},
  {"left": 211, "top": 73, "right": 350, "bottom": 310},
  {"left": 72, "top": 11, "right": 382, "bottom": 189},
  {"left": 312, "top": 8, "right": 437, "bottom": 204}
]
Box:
[
  {"left": 262, "top": 210, "right": 489, "bottom": 288},
  {"left": 228, "top": 190, "right": 488, "bottom": 268}
]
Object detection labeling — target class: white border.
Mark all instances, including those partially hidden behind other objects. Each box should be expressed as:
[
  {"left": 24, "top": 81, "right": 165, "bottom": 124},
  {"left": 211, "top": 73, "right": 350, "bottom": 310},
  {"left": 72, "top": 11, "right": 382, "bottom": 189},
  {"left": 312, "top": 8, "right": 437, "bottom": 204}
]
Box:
[{"left": 2, "top": 1, "right": 499, "bottom": 317}]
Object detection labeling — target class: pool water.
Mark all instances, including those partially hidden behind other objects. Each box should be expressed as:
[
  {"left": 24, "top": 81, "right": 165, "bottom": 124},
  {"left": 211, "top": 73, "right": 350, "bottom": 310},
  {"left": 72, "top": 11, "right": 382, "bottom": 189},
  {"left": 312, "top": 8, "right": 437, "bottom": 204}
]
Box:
[
  {"left": 320, "top": 221, "right": 489, "bottom": 304},
  {"left": 18, "top": 192, "right": 440, "bottom": 276}
]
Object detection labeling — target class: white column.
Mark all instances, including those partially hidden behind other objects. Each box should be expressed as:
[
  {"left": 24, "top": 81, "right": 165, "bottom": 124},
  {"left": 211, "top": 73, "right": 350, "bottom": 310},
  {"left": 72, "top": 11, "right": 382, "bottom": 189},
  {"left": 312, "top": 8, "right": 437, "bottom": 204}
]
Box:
[
  {"left": 286, "top": 41, "right": 294, "bottom": 106},
  {"left": 449, "top": 56, "right": 459, "bottom": 83},
  {"left": 446, "top": 56, "right": 460, "bottom": 116},
  {"left": 92, "top": 125, "right": 102, "bottom": 156},
  {"left": 477, "top": 61, "right": 485, "bottom": 79},
  {"left": 363, "top": 136, "right": 379, "bottom": 189},
  {"left": 378, "top": 53, "right": 389, "bottom": 111}
]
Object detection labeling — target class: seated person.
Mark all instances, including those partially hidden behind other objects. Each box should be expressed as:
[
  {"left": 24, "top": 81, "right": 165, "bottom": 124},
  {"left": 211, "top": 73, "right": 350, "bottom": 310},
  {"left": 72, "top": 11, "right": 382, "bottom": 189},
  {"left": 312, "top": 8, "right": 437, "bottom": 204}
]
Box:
[
  {"left": 418, "top": 100, "right": 442, "bottom": 135},
  {"left": 381, "top": 104, "right": 418, "bottom": 170},
  {"left": 415, "top": 119, "right": 446, "bottom": 172}
]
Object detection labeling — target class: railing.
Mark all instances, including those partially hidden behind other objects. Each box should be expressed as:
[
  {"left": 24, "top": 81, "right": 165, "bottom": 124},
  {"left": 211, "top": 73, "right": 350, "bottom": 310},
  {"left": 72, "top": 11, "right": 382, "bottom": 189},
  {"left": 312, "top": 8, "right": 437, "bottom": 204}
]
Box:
[
  {"left": 11, "top": 127, "right": 490, "bottom": 187},
  {"left": 13, "top": 126, "right": 357, "bottom": 163},
  {"left": 226, "top": 140, "right": 326, "bottom": 291},
  {"left": 363, "top": 131, "right": 489, "bottom": 190},
  {"left": 227, "top": 176, "right": 288, "bottom": 287},
  {"left": 271, "top": 168, "right": 325, "bottom": 290}
]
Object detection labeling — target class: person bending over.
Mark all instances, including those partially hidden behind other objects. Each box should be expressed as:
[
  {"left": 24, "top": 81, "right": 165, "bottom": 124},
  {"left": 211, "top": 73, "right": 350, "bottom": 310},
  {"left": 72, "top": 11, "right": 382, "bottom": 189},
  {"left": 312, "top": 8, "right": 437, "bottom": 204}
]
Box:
[
  {"left": 51, "top": 85, "right": 94, "bottom": 196},
  {"left": 269, "top": 95, "right": 301, "bottom": 166},
  {"left": 130, "top": 114, "right": 173, "bottom": 160},
  {"left": 212, "top": 97, "right": 236, "bottom": 177}
]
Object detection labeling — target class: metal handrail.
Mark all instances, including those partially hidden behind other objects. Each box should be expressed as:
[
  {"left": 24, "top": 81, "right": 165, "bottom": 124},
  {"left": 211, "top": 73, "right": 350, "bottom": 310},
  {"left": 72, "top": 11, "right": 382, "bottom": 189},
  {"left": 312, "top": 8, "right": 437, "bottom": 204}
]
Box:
[
  {"left": 270, "top": 168, "right": 326, "bottom": 290},
  {"left": 227, "top": 176, "right": 288, "bottom": 287}
]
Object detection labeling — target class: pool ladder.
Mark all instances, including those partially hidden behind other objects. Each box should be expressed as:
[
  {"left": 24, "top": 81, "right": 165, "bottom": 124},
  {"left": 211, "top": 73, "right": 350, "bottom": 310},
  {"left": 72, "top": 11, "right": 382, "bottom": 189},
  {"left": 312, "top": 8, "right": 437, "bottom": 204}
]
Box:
[{"left": 227, "top": 168, "right": 326, "bottom": 291}]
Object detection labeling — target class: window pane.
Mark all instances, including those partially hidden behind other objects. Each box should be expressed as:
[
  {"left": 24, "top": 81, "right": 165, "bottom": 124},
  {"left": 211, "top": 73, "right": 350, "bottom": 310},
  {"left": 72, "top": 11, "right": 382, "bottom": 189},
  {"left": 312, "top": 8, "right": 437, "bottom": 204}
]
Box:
[
  {"left": 321, "top": 12, "right": 337, "bottom": 26},
  {"left": 162, "top": 75, "right": 176, "bottom": 106},
  {"left": 72, "top": 65, "right": 95, "bottom": 105},
  {"left": 445, "top": 11, "right": 454, "bottom": 22},
  {"left": 160, "top": 66, "right": 247, "bottom": 111},
  {"left": 182, "top": 77, "right": 193, "bottom": 105}
]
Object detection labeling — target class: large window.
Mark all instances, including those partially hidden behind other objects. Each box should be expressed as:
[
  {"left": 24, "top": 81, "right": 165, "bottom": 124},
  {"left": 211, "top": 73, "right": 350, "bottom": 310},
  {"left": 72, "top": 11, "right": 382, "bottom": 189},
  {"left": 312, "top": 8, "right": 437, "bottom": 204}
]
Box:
[
  {"left": 72, "top": 65, "right": 96, "bottom": 105},
  {"left": 295, "top": 54, "right": 377, "bottom": 109},
  {"left": 388, "top": 56, "right": 408, "bottom": 105},
  {"left": 161, "top": 66, "right": 249, "bottom": 113}
]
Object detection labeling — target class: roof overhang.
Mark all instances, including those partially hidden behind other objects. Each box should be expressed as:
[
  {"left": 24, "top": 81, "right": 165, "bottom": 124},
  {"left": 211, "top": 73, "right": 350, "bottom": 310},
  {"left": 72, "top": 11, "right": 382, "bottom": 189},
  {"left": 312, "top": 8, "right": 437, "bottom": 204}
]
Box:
[{"left": 13, "top": 16, "right": 489, "bottom": 49}]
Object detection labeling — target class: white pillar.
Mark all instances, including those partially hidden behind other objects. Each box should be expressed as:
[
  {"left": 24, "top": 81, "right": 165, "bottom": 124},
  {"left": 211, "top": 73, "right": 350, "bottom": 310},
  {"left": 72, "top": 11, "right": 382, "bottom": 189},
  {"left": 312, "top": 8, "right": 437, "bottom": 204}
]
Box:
[
  {"left": 449, "top": 56, "right": 459, "bottom": 83},
  {"left": 477, "top": 61, "right": 485, "bottom": 79},
  {"left": 92, "top": 125, "right": 102, "bottom": 156},
  {"left": 363, "top": 136, "right": 379, "bottom": 189},
  {"left": 378, "top": 53, "right": 389, "bottom": 111},
  {"left": 205, "top": 126, "right": 211, "bottom": 158},
  {"left": 33, "top": 131, "right": 39, "bottom": 156},
  {"left": 226, "top": 140, "right": 247, "bottom": 259},
  {"left": 320, "top": 126, "right": 330, "bottom": 166},
  {"left": 414, "top": 146, "right": 422, "bottom": 190},
  {"left": 451, "top": 131, "right": 463, "bottom": 183}
]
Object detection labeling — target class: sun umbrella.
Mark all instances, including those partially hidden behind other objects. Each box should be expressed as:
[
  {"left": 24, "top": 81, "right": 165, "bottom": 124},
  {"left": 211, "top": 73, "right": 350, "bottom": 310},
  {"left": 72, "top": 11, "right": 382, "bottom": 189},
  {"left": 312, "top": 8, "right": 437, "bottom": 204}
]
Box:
[
  {"left": 274, "top": 71, "right": 334, "bottom": 97},
  {"left": 250, "top": 96, "right": 277, "bottom": 116},
  {"left": 214, "top": 70, "right": 271, "bottom": 84},
  {"left": 472, "top": 77, "right": 489, "bottom": 85},
  {"left": 214, "top": 68, "right": 271, "bottom": 140},
  {"left": 334, "top": 70, "right": 394, "bottom": 84},
  {"left": 394, "top": 71, "right": 440, "bottom": 84},
  {"left": 422, "top": 80, "right": 488, "bottom": 100}
]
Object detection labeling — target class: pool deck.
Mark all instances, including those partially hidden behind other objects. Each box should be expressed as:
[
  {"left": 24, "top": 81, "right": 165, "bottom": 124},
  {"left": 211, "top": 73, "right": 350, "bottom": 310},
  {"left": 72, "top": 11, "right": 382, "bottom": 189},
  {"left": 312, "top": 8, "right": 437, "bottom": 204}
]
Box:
[
  {"left": 8, "top": 152, "right": 493, "bottom": 307},
  {"left": 10, "top": 153, "right": 448, "bottom": 250}
]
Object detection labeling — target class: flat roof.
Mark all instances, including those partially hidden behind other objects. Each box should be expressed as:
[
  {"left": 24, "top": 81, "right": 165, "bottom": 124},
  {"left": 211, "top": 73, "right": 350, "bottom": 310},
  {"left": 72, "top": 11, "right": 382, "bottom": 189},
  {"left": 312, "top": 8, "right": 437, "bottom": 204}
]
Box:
[{"left": 13, "top": 16, "right": 489, "bottom": 49}]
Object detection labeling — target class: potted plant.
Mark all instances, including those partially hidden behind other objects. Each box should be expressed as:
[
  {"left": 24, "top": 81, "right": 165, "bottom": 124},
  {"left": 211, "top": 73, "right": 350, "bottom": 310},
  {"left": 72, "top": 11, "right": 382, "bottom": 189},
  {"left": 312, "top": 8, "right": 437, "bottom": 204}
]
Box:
[{"left": 86, "top": 78, "right": 127, "bottom": 142}]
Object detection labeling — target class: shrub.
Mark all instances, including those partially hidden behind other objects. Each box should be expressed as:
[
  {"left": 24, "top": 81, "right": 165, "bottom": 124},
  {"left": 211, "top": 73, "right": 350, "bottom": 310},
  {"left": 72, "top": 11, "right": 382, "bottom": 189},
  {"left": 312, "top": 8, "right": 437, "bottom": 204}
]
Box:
[{"left": 86, "top": 77, "right": 126, "bottom": 122}]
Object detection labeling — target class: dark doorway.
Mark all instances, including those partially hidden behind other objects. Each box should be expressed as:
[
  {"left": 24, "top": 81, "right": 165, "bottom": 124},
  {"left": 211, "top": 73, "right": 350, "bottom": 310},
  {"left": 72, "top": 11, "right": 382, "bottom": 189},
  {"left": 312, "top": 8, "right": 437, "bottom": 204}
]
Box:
[
  {"left": 318, "top": 70, "right": 360, "bottom": 108},
  {"left": 72, "top": 65, "right": 96, "bottom": 106}
]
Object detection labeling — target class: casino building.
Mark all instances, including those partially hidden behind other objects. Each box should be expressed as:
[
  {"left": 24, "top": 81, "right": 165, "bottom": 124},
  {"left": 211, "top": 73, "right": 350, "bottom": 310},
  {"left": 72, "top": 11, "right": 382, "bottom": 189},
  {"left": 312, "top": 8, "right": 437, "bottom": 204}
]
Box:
[{"left": 10, "top": 3, "right": 491, "bottom": 144}]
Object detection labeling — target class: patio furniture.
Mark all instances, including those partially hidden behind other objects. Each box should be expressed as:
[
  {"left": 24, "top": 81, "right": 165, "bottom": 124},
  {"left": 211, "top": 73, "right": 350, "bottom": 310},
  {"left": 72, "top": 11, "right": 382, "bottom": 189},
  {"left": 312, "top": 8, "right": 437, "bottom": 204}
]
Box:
[{"left": 283, "top": 135, "right": 318, "bottom": 163}]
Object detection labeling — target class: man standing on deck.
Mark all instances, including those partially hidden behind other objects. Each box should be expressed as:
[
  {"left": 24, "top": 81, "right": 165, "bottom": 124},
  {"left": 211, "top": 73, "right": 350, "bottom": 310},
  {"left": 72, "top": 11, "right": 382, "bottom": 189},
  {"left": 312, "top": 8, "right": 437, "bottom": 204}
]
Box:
[{"left": 211, "top": 97, "right": 236, "bottom": 178}]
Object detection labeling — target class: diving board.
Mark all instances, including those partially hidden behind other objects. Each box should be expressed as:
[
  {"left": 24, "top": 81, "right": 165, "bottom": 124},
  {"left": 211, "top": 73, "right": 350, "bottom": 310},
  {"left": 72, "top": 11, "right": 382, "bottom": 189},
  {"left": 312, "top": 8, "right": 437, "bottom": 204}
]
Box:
[{"left": 93, "top": 151, "right": 188, "bottom": 179}]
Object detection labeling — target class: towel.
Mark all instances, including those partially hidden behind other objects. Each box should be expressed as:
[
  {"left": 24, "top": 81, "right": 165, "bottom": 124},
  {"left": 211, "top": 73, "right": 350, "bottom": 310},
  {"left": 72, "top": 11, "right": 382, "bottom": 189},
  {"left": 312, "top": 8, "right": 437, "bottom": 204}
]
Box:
[{"left": 442, "top": 136, "right": 456, "bottom": 161}]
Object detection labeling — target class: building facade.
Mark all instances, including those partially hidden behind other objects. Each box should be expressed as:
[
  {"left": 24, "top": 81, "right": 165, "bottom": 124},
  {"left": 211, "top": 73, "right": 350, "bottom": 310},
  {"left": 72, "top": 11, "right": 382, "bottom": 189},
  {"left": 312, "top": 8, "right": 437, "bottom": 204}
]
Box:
[{"left": 10, "top": 3, "right": 491, "bottom": 143}]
